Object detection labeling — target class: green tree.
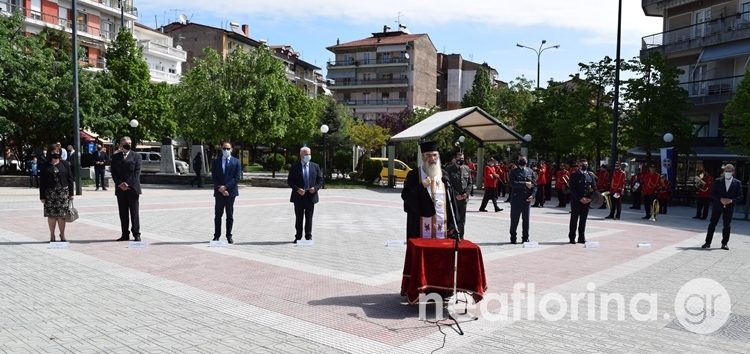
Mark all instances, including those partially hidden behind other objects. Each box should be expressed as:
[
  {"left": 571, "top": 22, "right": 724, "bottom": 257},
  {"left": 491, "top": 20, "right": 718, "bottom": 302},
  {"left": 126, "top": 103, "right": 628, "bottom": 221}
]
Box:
[
  {"left": 461, "top": 64, "right": 496, "bottom": 115},
  {"left": 722, "top": 70, "right": 750, "bottom": 155},
  {"left": 622, "top": 53, "right": 692, "bottom": 162},
  {"left": 577, "top": 57, "right": 617, "bottom": 165},
  {"left": 492, "top": 77, "right": 535, "bottom": 127},
  {"left": 348, "top": 120, "right": 390, "bottom": 157},
  {"left": 104, "top": 28, "right": 153, "bottom": 142}
]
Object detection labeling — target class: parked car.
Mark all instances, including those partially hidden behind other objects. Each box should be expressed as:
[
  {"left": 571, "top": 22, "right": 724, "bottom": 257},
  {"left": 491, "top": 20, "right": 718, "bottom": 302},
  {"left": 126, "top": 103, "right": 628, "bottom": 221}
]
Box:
[
  {"left": 0, "top": 158, "right": 21, "bottom": 174},
  {"left": 369, "top": 157, "right": 412, "bottom": 183},
  {"left": 137, "top": 151, "right": 189, "bottom": 174}
]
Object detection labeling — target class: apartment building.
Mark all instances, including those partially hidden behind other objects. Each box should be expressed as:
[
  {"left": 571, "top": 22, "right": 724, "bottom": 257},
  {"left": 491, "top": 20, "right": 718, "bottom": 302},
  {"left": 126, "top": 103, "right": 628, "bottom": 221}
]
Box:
[
  {"left": 133, "top": 23, "right": 186, "bottom": 84},
  {"left": 271, "top": 45, "right": 322, "bottom": 98},
  {"left": 642, "top": 0, "right": 750, "bottom": 167},
  {"left": 160, "top": 21, "right": 323, "bottom": 96},
  {"left": 326, "top": 27, "right": 438, "bottom": 121},
  {"left": 0, "top": 0, "right": 136, "bottom": 69},
  {"left": 437, "top": 53, "right": 500, "bottom": 110}
]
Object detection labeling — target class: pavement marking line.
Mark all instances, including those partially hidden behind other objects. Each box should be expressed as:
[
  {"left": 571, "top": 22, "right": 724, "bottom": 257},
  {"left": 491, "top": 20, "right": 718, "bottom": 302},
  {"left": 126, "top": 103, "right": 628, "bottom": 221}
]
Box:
[
  {"left": 74, "top": 218, "right": 402, "bottom": 287},
  {"left": 0, "top": 227, "right": 400, "bottom": 354}
]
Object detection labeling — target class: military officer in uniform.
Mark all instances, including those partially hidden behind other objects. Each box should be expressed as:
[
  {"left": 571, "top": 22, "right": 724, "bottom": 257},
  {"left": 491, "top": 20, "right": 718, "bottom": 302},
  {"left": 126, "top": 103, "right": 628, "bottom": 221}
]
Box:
[
  {"left": 445, "top": 150, "right": 471, "bottom": 237},
  {"left": 508, "top": 155, "right": 536, "bottom": 244}
]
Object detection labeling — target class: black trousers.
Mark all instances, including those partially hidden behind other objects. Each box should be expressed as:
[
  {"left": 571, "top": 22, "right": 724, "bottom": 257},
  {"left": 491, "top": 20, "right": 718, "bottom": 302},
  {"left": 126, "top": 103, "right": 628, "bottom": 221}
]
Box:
[
  {"left": 607, "top": 195, "right": 622, "bottom": 218},
  {"left": 479, "top": 188, "right": 499, "bottom": 211},
  {"left": 556, "top": 189, "right": 568, "bottom": 207},
  {"left": 569, "top": 199, "right": 589, "bottom": 242},
  {"left": 658, "top": 197, "right": 668, "bottom": 214},
  {"left": 631, "top": 190, "right": 642, "bottom": 209},
  {"left": 214, "top": 195, "right": 236, "bottom": 238},
  {"left": 29, "top": 174, "right": 39, "bottom": 187},
  {"left": 116, "top": 191, "right": 140, "bottom": 238},
  {"left": 545, "top": 183, "right": 552, "bottom": 201},
  {"left": 644, "top": 194, "right": 656, "bottom": 218},
  {"left": 294, "top": 202, "right": 315, "bottom": 239},
  {"left": 509, "top": 200, "right": 530, "bottom": 242},
  {"left": 498, "top": 182, "right": 506, "bottom": 197},
  {"left": 533, "top": 185, "right": 546, "bottom": 206},
  {"left": 191, "top": 170, "right": 203, "bottom": 187},
  {"left": 455, "top": 199, "right": 467, "bottom": 237},
  {"left": 695, "top": 197, "right": 710, "bottom": 219},
  {"left": 94, "top": 168, "right": 105, "bottom": 188},
  {"left": 705, "top": 203, "right": 734, "bottom": 246}
]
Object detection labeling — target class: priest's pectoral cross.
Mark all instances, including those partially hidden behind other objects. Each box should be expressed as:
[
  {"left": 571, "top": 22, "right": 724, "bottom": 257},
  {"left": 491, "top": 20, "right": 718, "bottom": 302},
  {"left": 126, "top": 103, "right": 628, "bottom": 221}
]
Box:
[{"left": 424, "top": 223, "right": 431, "bottom": 231}]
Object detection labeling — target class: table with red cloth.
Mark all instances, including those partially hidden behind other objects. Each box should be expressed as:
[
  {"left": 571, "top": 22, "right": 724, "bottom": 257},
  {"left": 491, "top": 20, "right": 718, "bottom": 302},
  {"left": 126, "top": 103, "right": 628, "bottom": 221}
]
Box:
[{"left": 400, "top": 238, "right": 488, "bottom": 304}]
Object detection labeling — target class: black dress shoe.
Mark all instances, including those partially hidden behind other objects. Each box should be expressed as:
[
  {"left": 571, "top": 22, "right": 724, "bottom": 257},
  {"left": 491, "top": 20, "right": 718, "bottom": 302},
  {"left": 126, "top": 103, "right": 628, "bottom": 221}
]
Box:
[
  {"left": 133, "top": 235, "right": 141, "bottom": 242},
  {"left": 479, "top": 209, "right": 488, "bottom": 212},
  {"left": 701, "top": 243, "right": 710, "bottom": 249},
  {"left": 577, "top": 240, "right": 586, "bottom": 244},
  {"left": 292, "top": 239, "right": 298, "bottom": 244},
  {"left": 102, "top": 188, "right": 108, "bottom": 191},
  {"left": 569, "top": 240, "right": 576, "bottom": 244},
  {"left": 641, "top": 216, "right": 650, "bottom": 220},
  {"left": 227, "top": 236, "right": 234, "bottom": 244},
  {"left": 521, "top": 239, "right": 529, "bottom": 243},
  {"left": 494, "top": 208, "right": 504, "bottom": 212},
  {"left": 510, "top": 240, "right": 517, "bottom": 244},
  {"left": 304, "top": 236, "right": 312, "bottom": 241},
  {"left": 721, "top": 244, "right": 729, "bottom": 250},
  {"left": 116, "top": 236, "right": 129, "bottom": 241},
  {"left": 604, "top": 216, "right": 614, "bottom": 219},
  {"left": 212, "top": 236, "right": 220, "bottom": 241}
]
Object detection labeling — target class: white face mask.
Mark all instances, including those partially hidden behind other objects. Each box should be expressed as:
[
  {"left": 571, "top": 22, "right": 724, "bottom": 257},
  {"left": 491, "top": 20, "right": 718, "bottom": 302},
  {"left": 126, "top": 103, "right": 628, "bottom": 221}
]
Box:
[{"left": 724, "top": 172, "right": 733, "bottom": 180}]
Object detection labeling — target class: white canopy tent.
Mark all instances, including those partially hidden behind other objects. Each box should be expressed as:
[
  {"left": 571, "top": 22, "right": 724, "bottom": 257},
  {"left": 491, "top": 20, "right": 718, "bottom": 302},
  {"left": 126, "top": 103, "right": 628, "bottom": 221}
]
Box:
[{"left": 387, "top": 106, "right": 526, "bottom": 188}]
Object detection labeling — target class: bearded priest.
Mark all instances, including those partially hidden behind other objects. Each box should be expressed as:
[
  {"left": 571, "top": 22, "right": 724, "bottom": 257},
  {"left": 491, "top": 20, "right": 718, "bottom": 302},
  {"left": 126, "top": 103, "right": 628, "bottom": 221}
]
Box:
[{"left": 401, "top": 141, "right": 457, "bottom": 240}]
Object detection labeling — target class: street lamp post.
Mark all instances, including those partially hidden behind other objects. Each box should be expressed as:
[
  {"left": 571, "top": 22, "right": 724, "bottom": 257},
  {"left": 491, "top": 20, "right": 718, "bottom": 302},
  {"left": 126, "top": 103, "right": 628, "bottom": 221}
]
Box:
[
  {"left": 610, "top": 0, "right": 623, "bottom": 174},
  {"left": 522, "top": 134, "right": 532, "bottom": 157},
  {"left": 72, "top": 0, "right": 82, "bottom": 196},
  {"left": 320, "top": 124, "right": 329, "bottom": 183},
  {"left": 506, "top": 146, "right": 511, "bottom": 163},
  {"left": 516, "top": 40, "right": 560, "bottom": 89},
  {"left": 456, "top": 135, "right": 465, "bottom": 152},
  {"left": 129, "top": 119, "right": 139, "bottom": 150}
]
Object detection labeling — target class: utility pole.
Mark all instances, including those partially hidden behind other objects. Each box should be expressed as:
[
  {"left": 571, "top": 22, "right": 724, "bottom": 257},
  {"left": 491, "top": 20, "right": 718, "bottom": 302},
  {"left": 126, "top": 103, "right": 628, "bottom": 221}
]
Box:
[{"left": 72, "top": 0, "right": 82, "bottom": 195}]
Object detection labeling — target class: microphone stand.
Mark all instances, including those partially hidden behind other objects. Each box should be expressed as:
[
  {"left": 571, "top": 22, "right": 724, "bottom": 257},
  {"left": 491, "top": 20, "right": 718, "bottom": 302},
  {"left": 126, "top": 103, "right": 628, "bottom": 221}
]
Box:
[{"left": 441, "top": 176, "right": 477, "bottom": 335}]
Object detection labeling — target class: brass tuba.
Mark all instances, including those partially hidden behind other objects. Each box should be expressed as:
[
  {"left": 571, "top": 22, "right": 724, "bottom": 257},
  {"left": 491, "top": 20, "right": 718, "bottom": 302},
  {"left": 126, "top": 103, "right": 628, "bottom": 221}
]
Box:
[{"left": 601, "top": 191, "right": 611, "bottom": 211}]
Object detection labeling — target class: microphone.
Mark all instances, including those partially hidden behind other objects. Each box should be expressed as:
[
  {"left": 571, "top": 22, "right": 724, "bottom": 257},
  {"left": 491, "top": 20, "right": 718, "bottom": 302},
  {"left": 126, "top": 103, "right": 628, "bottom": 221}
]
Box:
[{"left": 441, "top": 176, "right": 462, "bottom": 241}]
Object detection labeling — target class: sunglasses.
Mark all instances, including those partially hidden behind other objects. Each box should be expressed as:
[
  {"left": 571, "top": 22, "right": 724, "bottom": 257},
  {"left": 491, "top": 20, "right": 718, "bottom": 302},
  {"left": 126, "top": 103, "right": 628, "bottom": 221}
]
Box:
[{"left": 222, "top": 148, "right": 231, "bottom": 151}]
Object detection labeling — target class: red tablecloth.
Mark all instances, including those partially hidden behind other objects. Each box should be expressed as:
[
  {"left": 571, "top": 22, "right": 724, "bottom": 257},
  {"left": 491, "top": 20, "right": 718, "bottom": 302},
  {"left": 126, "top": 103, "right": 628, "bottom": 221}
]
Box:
[{"left": 400, "top": 239, "right": 487, "bottom": 304}]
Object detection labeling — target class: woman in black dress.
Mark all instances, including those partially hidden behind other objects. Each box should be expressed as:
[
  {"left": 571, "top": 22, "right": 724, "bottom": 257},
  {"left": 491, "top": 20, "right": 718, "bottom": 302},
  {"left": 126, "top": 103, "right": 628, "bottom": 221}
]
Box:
[{"left": 39, "top": 145, "right": 74, "bottom": 242}]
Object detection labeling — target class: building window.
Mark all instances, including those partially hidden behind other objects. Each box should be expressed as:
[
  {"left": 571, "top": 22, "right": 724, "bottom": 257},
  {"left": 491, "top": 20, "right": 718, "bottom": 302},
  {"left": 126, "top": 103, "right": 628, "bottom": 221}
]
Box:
[
  {"left": 362, "top": 73, "right": 372, "bottom": 81},
  {"left": 58, "top": 7, "right": 69, "bottom": 27},
  {"left": 743, "top": 2, "right": 750, "bottom": 21},
  {"left": 693, "top": 122, "right": 710, "bottom": 137},
  {"left": 169, "top": 68, "right": 176, "bottom": 74},
  {"left": 30, "top": 0, "right": 41, "bottom": 19},
  {"left": 693, "top": 8, "right": 711, "bottom": 38},
  {"left": 399, "top": 91, "right": 407, "bottom": 100},
  {"left": 343, "top": 54, "right": 353, "bottom": 65},
  {"left": 363, "top": 92, "right": 370, "bottom": 103},
  {"left": 381, "top": 92, "right": 390, "bottom": 100},
  {"left": 382, "top": 52, "right": 391, "bottom": 64},
  {"left": 343, "top": 93, "right": 351, "bottom": 102},
  {"left": 363, "top": 52, "right": 371, "bottom": 65},
  {"left": 77, "top": 12, "right": 88, "bottom": 33}
]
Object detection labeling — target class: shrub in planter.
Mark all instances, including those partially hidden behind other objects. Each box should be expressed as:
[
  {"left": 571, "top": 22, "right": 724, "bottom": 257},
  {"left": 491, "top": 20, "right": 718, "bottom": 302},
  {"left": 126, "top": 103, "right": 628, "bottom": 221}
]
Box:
[{"left": 361, "top": 157, "right": 382, "bottom": 183}]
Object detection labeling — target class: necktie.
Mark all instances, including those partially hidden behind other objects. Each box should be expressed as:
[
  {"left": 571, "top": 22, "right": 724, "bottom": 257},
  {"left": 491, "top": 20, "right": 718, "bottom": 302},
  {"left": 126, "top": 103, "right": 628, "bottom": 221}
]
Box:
[
  {"left": 303, "top": 164, "right": 309, "bottom": 189},
  {"left": 223, "top": 158, "right": 228, "bottom": 173}
]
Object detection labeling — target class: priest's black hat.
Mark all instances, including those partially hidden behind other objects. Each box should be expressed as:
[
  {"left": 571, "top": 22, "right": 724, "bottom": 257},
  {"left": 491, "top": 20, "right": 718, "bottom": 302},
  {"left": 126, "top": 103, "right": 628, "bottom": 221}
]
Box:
[{"left": 419, "top": 140, "right": 438, "bottom": 153}]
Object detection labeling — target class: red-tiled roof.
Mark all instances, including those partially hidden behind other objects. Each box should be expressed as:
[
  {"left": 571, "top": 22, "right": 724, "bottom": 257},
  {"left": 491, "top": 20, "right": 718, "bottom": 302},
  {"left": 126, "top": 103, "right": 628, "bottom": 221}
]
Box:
[{"left": 328, "top": 33, "right": 429, "bottom": 50}]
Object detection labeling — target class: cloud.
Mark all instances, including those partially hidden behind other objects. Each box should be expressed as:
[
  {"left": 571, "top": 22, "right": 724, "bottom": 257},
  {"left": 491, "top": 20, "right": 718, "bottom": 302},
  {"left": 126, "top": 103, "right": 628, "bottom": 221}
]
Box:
[{"left": 139, "top": 0, "right": 663, "bottom": 42}]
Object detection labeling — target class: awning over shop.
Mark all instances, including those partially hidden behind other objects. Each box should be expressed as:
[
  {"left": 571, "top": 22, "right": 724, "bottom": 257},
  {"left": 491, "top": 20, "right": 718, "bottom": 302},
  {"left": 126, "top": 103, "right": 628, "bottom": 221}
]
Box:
[{"left": 79, "top": 129, "right": 97, "bottom": 142}]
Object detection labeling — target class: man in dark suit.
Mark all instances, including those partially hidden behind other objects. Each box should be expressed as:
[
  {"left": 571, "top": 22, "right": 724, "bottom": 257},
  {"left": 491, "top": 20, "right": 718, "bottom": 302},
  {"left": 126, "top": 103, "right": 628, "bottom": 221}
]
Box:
[
  {"left": 93, "top": 144, "right": 109, "bottom": 191},
  {"left": 568, "top": 159, "right": 597, "bottom": 244},
  {"left": 445, "top": 150, "right": 470, "bottom": 237},
  {"left": 111, "top": 137, "right": 142, "bottom": 242},
  {"left": 401, "top": 141, "right": 456, "bottom": 240},
  {"left": 508, "top": 155, "right": 536, "bottom": 244},
  {"left": 212, "top": 141, "right": 242, "bottom": 244},
  {"left": 703, "top": 164, "right": 743, "bottom": 250},
  {"left": 288, "top": 147, "right": 323, "bottom": 243}
]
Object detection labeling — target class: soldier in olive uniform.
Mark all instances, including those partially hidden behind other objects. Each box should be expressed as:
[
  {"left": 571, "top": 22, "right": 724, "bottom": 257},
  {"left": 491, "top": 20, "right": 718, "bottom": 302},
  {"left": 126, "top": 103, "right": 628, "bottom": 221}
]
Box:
[{"left": 445, "top": 151, "right": 471, "bottom": 238}]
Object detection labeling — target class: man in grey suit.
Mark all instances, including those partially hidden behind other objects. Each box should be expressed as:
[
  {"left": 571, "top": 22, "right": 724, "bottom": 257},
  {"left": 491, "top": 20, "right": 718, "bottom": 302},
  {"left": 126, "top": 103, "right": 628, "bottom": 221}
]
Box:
[
  {"left": 212, "top": 141, "right": 242, "bottom": 244},
  {"left": 703, "top": 164, "right": 743, "bottom": 250},
  {"left": 287, "top": 147, "right": 323, "bottom": 243},
  {"left": 111, "top": 136, "right": 142, "bottom": 241}
]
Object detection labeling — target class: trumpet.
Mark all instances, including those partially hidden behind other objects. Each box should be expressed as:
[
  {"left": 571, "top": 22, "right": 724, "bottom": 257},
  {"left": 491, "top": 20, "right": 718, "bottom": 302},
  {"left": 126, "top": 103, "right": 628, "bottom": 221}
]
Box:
[
  {"left": 696, "top": 173, "right": 706, "bottom": 188},
  {"left": 601, "top": 191, "right": 612, "bottom": 210},
  {"left": 650, "top": 198, "right": 660, "bottom": 221}
]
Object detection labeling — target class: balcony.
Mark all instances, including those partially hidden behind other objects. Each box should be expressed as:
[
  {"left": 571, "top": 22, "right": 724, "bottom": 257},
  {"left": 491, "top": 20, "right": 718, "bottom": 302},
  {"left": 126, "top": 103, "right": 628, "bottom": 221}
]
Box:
[
  {"left": 344, "top": 99, "right": 408, "bottom": 107},
  {"left": 679, "top": 75, "right": 744, "bottom": 106},
  {"left": 81, "top": 58, "right": 106, "bottom": 72},
  {"left": 140, "top": 41, "right": 187, "bottom": 61},
  {"left": 641, "top": 11, "right": 750, "bottom": 56},
  {"left": 1, "top": 2, "right": 115, "bottom": 41},
  {"left": 329, "top": 78, "right": 408, "bottom": 89},
  {"left": 79, "top": 0, "right": 138, "bottom": 19},
  {"left": 149, "top": 70, "right": 181, "bottom": 84},
  {"left": 642, "top": 0, "right": 696, "bottom": 17},
  {"left": 327, "top": 57, "right": 409, "bottom": 68}
]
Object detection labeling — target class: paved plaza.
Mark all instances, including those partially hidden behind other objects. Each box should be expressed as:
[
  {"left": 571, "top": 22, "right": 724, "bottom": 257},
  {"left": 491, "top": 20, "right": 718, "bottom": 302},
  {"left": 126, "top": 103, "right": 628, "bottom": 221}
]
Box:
[{"left": 1, "top": 184, "right": 749, "bottom": 353}]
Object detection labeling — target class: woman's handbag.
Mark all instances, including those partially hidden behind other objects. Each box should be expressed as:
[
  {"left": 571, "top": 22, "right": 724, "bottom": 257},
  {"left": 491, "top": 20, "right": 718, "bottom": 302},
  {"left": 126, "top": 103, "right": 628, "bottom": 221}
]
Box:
[{"left": 65, "top": 200, "right": 79, "bottom": 223}]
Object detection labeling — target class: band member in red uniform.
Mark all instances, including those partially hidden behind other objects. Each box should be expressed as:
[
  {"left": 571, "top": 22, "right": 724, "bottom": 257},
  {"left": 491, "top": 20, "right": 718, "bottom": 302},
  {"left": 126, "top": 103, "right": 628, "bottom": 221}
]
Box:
[
  {"left": 629, "top": 167, "right": 642, "bottom": 210},
  {"left": 503, "top": 162, "right": 514, "bottom": 203},
  {"left": 533, "top": 161, "right": 548, "bottom": 207},
  {"left": 641, "top": 165, "right": 660, "bottom": 219},
  {"left": 657, "top": 174, "right": 671, "bottom": 214},
  {"left": 466, "top": 158, "right": 477, "bottom": 196},
  {"left": 544, "top": 161, "right": 554, "bottom": 202},
  {"left": 494, "top": 160, "right": 503, "bottom": 202},
  {"left": 605, "top": 163, "right": 626, "bottom": 219},
  {"left": 555, "top": 164, "right": 570, "bottom": 207},
  {"left": 496, "top": 161, "right": 507, "bottom": 198},
  {"left": 479, "top": 158, "right": 502, "bottom": 212},
  {"left": 595, "top": 165, "right": 610, "bottom": 209},
  {"left": 693, "top": 170, "right": 712, "bottom": 220}
]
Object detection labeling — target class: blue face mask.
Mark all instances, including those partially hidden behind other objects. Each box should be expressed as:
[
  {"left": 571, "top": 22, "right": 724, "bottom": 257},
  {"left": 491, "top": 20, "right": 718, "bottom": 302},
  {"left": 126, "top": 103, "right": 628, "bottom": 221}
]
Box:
[
  {"left": 303, "top": 155, "right": 311, "bottom": 163},
  {"left": 222, "top": 149, "right": 231, "bottom": 158}
]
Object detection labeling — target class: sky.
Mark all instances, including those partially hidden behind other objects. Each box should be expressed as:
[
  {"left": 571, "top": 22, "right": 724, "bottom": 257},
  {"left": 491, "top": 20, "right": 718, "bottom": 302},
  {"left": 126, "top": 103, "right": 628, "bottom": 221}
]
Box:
[{"left": 136, "top": 0, "right": 664, "bottom": 86}]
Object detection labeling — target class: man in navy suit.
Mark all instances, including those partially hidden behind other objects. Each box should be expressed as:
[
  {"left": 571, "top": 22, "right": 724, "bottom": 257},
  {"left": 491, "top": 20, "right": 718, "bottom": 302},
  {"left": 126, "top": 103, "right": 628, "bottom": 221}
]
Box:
[
  {"left": 212, "top": 141, "right": 242, "bottom": 244},
  {"left": 111, "top": 137, "right": 142, "bottom": 241},
  {"left": 287, "top": 147, "right": 323, "bottom": 243},
  {"left": 703, "top": 164, "right": 743, "bottom": 250}
]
